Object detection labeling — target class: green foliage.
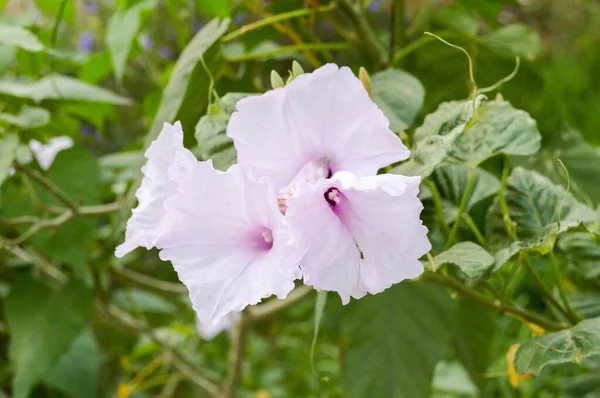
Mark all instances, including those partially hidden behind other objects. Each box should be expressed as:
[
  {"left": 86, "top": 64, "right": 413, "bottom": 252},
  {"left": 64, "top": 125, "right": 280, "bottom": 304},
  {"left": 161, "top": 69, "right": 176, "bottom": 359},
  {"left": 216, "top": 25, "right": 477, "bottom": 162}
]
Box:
[
  {"left": 341, "top": 283, "right": 456, "bottom": 398},
  {"left": 194, "top": 92, "right": 253, "bottom": 169},
  {"left": 371, "top": 68, "right": 425, "bottom": 131},
  {"left": 4, "top": 278, "right": 94, "bottom": 398},
  {"left": 515, "top": 317, "right": 600, "bottom": 375},
  {"left": 433, "top": 242, "right": 495, "bottom": 285},
  {"left": 0, "top": 74, "right": 132, "bottom": 104},
  {"left": 106, "top": 0, "right": 158, "bottom": 82},
  {"left": 1, "top": 0, "right": 600, "bottom": 396}
]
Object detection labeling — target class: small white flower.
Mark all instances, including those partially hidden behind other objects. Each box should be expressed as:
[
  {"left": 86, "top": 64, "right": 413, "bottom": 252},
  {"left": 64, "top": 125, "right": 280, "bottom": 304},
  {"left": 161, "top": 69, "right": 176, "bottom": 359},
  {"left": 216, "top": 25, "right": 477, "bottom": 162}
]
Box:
[
  {"left": 227, "top": 64, "right": 409, "bottom": 196},
  {"left": 286, "top": 172, "right": 430, "bottom": 303},
  {"left": 115, "top": 122, "right": 192, "bottom": 258},
  {"left": 157, "top": 158, "right": 301, "bottom": 325},
  {"left": 29, "top": 136, "right": 74, "bottom": 170}
]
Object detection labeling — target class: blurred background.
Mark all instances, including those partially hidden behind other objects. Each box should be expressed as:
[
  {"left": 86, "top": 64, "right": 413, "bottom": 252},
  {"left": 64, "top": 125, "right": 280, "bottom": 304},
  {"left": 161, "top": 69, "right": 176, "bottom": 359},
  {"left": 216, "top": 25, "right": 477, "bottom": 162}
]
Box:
[{"left": 1, "top": 0, "right": 600, "bottom": 397}]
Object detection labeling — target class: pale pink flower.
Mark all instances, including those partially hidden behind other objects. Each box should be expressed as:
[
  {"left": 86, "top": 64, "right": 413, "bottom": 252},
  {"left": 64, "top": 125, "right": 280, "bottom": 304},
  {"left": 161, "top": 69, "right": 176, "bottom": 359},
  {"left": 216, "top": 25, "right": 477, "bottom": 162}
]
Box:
[
  {"left": 157, "top": 157, "right": 301, "bottom": 325},
  {"left": 227, "top": 63, "right": 409, "bottom": 202},
  {"left": 286, "top": 172, "right": 430, "bottom": 303},
  {"left": 115, "top": 122, "right": 190, "bottom": 258}
]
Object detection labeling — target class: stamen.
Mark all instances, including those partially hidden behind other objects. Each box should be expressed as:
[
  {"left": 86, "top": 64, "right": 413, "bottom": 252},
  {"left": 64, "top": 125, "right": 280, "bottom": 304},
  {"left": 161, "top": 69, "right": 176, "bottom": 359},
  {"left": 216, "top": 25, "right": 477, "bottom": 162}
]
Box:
[
  {"left": 262, "top": 230, "right": 274, "bottom": 244},
  {"left": 324, "top": 187, "right": 342, "bottom": 206}
]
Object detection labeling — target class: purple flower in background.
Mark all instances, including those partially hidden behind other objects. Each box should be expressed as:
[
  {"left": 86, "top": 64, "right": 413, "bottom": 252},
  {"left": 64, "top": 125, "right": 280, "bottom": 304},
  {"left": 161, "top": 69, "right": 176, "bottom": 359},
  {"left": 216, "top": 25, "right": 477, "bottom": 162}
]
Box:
[
  {"left": 140, "top": 34, "right": 154, "bottom": 51},
  {"left": 158, "top": 46, "right": 172, "bottom": 59},
  {"left": 193, "top": 22, "right": 204, "bottom": 34},
  {"left": 367, "top": 0, "right": 380, "bottom": 12},
  {"left": 234, "top": 13, "right": 245, "bottom": 26},
  {"left": 77, "top": 32, "right": 94, "bottom": 53},
  {"left": 85, "top": 1, "right": 98, "bottom": 14},
  {"left": 81, "top": 124, "right": 94, "bottom": 137}
]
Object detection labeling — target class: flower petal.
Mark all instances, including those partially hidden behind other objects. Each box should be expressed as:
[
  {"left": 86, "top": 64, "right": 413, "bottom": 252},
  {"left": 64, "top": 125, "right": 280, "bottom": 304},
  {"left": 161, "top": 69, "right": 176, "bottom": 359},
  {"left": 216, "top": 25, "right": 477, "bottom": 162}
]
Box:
[
  {"left": 158, "top": 162, "right": 300, "bottom": 324},
  {"left": 196, "top": 312, "right": 240, "bottom": 340},
  {"left": 286, "top": 172, "right": 430, "bottom": 303},
  {"left": 115, "top": 122, "right": 192, "bottom": 258},
  {"left": 227, "top": 63, "right": 409, "bottom": 191},
  {"left": 29, "top": 136, "right": 74, "bottom": 170}
]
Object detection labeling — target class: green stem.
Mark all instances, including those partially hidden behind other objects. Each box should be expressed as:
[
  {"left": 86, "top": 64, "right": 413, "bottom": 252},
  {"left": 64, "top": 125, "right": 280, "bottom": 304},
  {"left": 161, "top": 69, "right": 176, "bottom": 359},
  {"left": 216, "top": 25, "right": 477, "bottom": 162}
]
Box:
[
  {"left": 462, "top": 214, "right": 486, "bottom": 246},
  {"left": 522, "top": 256, "right": 575, "bottom": 323},
  {"left": 446, "top": 167, "right": 476, "bottom": 249},
  {"left": 15, "top": 164, "right": 78, "bottom": 213},
  {"left": 225, "top": 42, "right": 351, "bottom": 63},
  {"left": 549, "top": 252, "right": 583, "bottom": 323},
  {"left": 50, "top": 0, "right": 69, "bottom": 49},
  {"left": 498, "top": 155, "right": 517, "bottom": 240},
  {"left": 222, "top": 2, "right": 337, "bottom": 42},
  {"left": 338, "top": 0, "right": 387, "bottom": 67},
  {"left": 222, "top": 312, "right": 249, "bottom": 398},
  {"left": 421, "top": 272, "right": 568, "bottom": 331},
  {"left": 390, "top": 0, "right": 405, "bottom": 63},
  {"left": 423, "top": 179, "right": 450, "bottom": 235}
]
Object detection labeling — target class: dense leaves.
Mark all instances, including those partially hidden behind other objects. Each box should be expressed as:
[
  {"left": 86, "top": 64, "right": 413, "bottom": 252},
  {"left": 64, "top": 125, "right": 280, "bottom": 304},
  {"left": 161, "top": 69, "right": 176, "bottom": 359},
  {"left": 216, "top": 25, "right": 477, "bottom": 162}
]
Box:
[
  {"left": 341, "top": 283, "right": 456, "bottom": 398},
  {"left": 515, "top": 318, "right": 600, "bottom": 375},
  {"left": 4, "top": 279, "right": 94, "bottom": 398}
]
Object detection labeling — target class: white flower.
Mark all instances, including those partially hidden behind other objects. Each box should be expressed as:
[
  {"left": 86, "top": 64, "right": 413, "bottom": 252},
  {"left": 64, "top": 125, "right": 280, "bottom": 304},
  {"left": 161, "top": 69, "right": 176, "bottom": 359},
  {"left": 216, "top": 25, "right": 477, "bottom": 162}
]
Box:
[
  {"left": 29, "top": 136, "right": 74, "bottom": 170},
  {"left": 286, "top": 172, "right": 430, "bottom": 304},
  {"left": 115, "top": 122, "right": 192, "bottom": 258},
  {"left": 157, "top": 158, "right": 301, "bottom": 325},
  {"left": 227, "top": 64, "right": 409, "bottom": 197}
]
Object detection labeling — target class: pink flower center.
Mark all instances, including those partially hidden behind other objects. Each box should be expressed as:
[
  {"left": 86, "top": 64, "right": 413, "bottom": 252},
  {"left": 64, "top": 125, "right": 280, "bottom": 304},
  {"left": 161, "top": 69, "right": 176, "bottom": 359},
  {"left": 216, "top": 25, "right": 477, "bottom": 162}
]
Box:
[
  {"left": 324, "top": 187, "right": 342, "bottom": 206},
  {"left": 250, "top": 228, "right": 274, "bottom": 251},
  {"left": 278, "top": 157, "right": 331, "bottom": 213}
]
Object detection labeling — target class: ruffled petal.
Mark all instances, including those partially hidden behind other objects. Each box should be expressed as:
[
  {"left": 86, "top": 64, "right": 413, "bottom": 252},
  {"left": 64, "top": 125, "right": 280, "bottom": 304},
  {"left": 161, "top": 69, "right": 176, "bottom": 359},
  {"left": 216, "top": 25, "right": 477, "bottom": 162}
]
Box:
[
  {"left": 227, "top": 64, "right": 409, "bottom": 191},
  {"left": 158, "top": 162, "right": 300, "bottom": 324},
  {"left": 196, "top": 312, "right": 240, "bottom": 340},
  {"left": 115, "top": 122, "right": 193, "bottom": 258},
  {"left": 286, "top": 172, "right": 430, "bottom": 303}
]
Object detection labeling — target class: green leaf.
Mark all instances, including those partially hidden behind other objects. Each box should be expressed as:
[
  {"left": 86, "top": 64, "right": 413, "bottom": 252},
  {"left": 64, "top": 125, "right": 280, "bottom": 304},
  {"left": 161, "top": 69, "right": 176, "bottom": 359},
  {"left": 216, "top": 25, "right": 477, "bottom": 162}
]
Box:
[
  {"left": 433, "top": 242, "right": 495, "bottom": 285},
  {"left": 0, "top": 133, "right": 18, "bottom": 188},
  {"left": 146, "top": 18, "right": 230, "bottom": 147},
  {"left": 433, "top": 164, "right": 500, "bottom": 222},
  {"left": 487, "top": 167, "right": 598, "bottom": 264},
  {"left": 515, "top": 317, "right": 600, "bottom": 375},
  {"left": 568, "top": 293, "right": 600, "bottom": 320},
  {"left": 106, "top": 0, "right": 158, "bottom": 82},
  {"left": 44, "top": 330, "right": 99, "bottom": 398},
  {"left": 0, "top": 105, "right": 50, "bottom": 128},
  {"left": 431, "top": 360, "right": 478, "bottom": 397},
  {"left": 0, "top": 23, "right": 44, "bottom": 52},
  {"left": 371, "top": 68, "right": 425, "bottom": 131},
  {"left": 113, "top": 289, "right": 177, "bottom": 314},
  {"left": 341, "top": 282, "right": 456, "bottom": 398},
  {"left": 196, "top": 0, "right": 232, "bottom": 17},
  {"left": 391, "top": 96, "right": 483, "bottom": 178},
  {"left": 454, "top": 300, "right": 497, "bottom": 391},
  {"left": 451, "top": 101, "right": 541, "bottom": 167},
  {"left": 4, "top": 278, "right": 94, "bottom": 398},
  {"left": 480, "top": 24, "right": 542, "bottom": 60},
  {"left": 0, "top": 74, "right": 132, "bottom": 104},
  {"left": 194, "top": 92, "right": 252, "bottom": 170},
  {"left": 33, "top": 149, "right": 100, "bottom": 274},
  {"left": 558, "top": 232, "right": 600, "bottom": 280}
]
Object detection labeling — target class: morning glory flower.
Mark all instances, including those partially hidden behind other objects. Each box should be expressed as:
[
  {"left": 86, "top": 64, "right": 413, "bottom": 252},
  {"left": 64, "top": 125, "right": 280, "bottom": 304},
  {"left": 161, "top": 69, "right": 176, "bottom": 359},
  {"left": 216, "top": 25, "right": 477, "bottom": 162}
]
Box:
[
  {"left": 77, "top": 32, "right": 94, "bottom": 53},
  {"left": 227, "top": 63, "right": 409, "bottom": 208},
  {"left": 29, "top": 136, "right": 74, "bottom": 170},
  {"left": 286, "top": 172, "right": 430, "bottom": 303},
  {"left": 157, "top": 158, "right": 301, "bottom": 325},
  {"left": 115, "top": 122, "right": 190, "bottom": 258}
]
